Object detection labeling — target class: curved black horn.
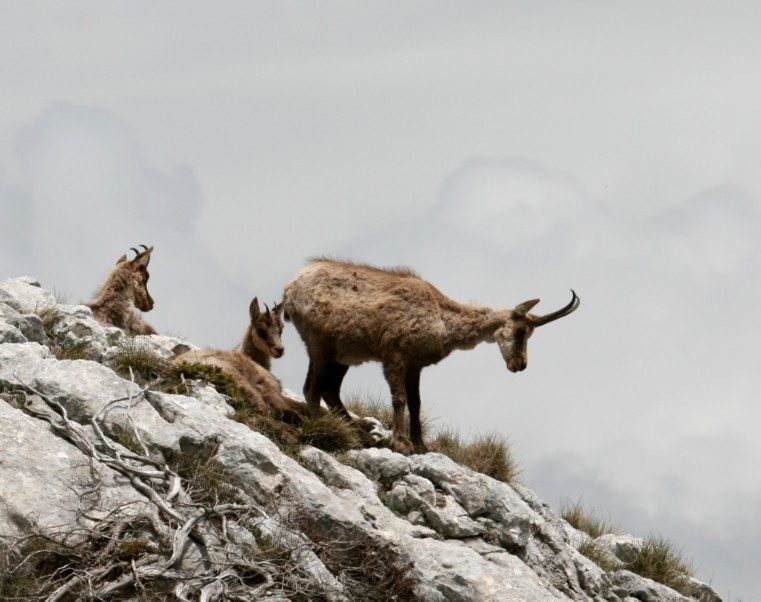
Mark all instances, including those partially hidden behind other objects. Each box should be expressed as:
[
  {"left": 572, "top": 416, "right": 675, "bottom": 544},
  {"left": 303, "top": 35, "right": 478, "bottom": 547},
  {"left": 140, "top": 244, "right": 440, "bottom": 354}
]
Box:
[
  {"left": 139, "top": 244, "right": 149, "bottom": 251},
  {"left": 129, "top": 247, "right": 140, "bottom": 256},
  {"left": 531, "top": 290, "right": 580, "bottom": 326}
]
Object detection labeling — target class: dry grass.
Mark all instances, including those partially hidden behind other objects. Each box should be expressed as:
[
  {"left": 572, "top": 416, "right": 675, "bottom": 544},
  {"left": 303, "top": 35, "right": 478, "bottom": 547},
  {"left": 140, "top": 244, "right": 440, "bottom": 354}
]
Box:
[
  {"left": 627, "top": 535, "right": 695, "bottom": 596},
  {"left": 293, "top": 511, "right": 417, "bottom": 601},
  {"left": 561, "top": 498, "right": 618, "bottom": 539},
  {"left": 577, "top": 539, "right": 620, "bottom": 571},
  {"left": 298, "top": 411, "right": 363, "bottom": 452},
  {"left": 345, "top": 393, "right": 519, "bottom": 481},
  {"left": 429, "top": 426, "right": 520, "bottom": 483},
  {"left": 564, "top": 501, "right": 696, "bottom": 597}
]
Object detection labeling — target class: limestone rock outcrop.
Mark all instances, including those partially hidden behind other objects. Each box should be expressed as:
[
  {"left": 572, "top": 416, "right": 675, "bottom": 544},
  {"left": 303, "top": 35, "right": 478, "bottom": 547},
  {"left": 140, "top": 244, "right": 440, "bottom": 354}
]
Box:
[{"left": 0, "top": 277, "right": 722, "bottom": 601}]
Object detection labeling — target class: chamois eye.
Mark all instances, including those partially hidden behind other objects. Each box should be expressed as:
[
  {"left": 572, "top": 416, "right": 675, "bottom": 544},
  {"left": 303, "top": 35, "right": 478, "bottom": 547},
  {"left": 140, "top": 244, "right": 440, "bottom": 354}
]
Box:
[{"left": 256, "top": 328, "right": 269, "bottom": 338}]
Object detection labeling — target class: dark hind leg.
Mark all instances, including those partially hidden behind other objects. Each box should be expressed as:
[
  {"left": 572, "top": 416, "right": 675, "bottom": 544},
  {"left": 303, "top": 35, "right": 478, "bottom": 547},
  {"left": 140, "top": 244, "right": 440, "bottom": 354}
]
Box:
[
  {"left": 303, "top": 358, "right": 323, "bottom": 416},
  {"left": 321, "top": 361, "right": 350, "bottom": 417},
  {"left": 320, "top": 361, "right": 378, "bottom": 446},
  {"left": 405, "top": 368, "right": 427, "bottom": 453}
]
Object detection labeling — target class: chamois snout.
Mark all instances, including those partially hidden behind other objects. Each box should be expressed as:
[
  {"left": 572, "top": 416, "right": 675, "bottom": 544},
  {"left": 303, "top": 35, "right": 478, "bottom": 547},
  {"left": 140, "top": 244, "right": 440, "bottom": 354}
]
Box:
[
  {"left": 136, "top": 292, "right": 154, "bottom": 312},
  {"left": 506, "top": 357, "right": 527, "bottom": 373},
  {"left": 271, "top": 343, "right": 285, "bottom": 358}
]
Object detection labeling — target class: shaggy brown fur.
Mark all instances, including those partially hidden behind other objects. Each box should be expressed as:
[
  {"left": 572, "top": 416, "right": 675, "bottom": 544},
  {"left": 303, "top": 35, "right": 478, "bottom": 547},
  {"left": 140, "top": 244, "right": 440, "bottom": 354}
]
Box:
[
  {"left": 86, "top": 245, "right": 156, "bottom": 335},
  {"left": 174, "top": 298, "right": 307, "bottom": 421},
  {"left": 283, "top": 258, "right": 580, "bottom": 454}
]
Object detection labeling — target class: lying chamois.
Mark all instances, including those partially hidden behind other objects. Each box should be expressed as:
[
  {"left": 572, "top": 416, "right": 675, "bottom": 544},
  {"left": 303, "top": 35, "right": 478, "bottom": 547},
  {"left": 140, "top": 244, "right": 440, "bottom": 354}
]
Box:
[
  {"left": 173, "top": 297, "right": 306, "bottom": 421},
  {"left": 86, "top": 245, "right": 157, "bottom": 335},
  {"left": 283, "top": 258, "right": 580, "bottom": 454}
]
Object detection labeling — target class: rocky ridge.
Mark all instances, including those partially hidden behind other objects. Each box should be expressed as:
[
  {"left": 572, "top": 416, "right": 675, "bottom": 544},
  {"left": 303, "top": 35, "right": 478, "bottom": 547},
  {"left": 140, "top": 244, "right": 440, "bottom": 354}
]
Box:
[{"left": 0, "top": 276, "right": 722, "bottom": 601}]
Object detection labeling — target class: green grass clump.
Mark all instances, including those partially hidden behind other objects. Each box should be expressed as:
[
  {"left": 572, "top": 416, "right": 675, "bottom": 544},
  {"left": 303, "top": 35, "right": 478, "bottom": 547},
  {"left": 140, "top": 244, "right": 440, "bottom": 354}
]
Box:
[
  {"left": 109, "top": 340, "right": 168, "bottom": 384},
  {"left": 161, "top": 361, "right": 249, "bottom": 408}
]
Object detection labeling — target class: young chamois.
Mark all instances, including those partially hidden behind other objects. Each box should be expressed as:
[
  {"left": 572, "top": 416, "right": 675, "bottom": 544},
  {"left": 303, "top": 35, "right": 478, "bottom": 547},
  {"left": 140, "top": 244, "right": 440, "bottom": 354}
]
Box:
[
  {"left": 86, "top": 245, "right": 157, "bottom": 335},
  {"left": 283, "top": 258, "right": 580, "bottom": 454},
  {"left": 173, "top": 297, "right": 306, "bottom": 421}
]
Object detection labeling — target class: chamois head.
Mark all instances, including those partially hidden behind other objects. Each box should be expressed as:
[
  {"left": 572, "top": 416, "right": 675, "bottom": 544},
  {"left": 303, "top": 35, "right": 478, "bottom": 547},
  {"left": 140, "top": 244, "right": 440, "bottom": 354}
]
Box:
[
  {"left": 246, "top": 297, "right": 285, "bottom": 360},
  {"left": 118, "top": 244, "right": 155, "bottom": 312},
  {"left": 493, "top": 290, "right": 580, "bottom": 373}
]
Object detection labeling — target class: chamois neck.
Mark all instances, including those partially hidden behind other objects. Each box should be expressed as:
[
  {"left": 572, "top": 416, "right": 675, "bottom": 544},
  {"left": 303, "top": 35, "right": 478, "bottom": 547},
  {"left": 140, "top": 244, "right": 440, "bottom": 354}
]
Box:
[
  {"left": 440, "top": 301, "right": 509, "bottom": 353},
  {"left": 91, "top": 271, "right": 132, "bottom": 308},
  {"left": 238, "top": 326, "right": 271, "bottom": 370}
]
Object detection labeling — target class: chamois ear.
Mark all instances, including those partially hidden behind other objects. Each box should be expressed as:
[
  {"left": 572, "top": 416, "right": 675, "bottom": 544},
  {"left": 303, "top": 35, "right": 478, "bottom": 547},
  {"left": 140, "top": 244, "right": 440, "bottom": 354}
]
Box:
[
  {"left": 115, "top": 254, "right": 128, "bottom": 264},
  {"left": 133, "top": 245, "right": 154, "bottom": 267},
  {"left": 249, "top": 297, "right": 261, "bottom": 321},
  {"left": 512, "top": 299, "right": 540, "bottom": 318}
]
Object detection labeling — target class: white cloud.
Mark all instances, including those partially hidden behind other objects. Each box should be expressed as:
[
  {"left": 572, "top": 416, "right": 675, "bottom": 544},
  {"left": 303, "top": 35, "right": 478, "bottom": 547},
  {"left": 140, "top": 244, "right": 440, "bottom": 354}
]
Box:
[
  {"left": 3, "top": 4, "right": 761, "bottom": 597},
  {"left": 4, "top": 103, "right": 250, "bottom": 347}
]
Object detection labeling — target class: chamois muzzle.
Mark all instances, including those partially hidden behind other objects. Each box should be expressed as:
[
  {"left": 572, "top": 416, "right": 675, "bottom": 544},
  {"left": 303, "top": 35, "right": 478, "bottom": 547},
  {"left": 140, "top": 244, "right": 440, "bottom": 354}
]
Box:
[{"left": 506, "top": 357, "right": 527, "bottom": 373}]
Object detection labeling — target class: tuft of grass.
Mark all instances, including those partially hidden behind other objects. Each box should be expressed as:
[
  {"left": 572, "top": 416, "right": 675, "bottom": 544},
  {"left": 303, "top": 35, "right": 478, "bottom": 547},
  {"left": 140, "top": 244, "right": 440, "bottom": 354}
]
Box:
[
  {"left": 298, "top": 411, "right": 363, "bottom": 452},
  {"left": 577, "top": 539, "right": 620, "bottom": 572},
  {"left": 565, "top": 501, "right": 697, "bottom": 597},
  {"left": 34, "top": 303, "right": 93, "bottom": 360},
  {"left": 36, "top": 304, "right": 59, "bottom": 335},
  {"left": 345, "top": 391, "right": 433, "bottom": 440},
  {"left": 428, "top": 427, "right": 520, "bottom": 483},
  {"left": 109, "top": 341, "right": 168, "bottom": 384},
  {"left": 161, "top": 361, "right": 248, "bottom": 409},
  {"left": 561, "top": 499, "right": 618, "bottom": 539},
  {"left": 626, "top": 534, "right": 694, "bottom": 596}
]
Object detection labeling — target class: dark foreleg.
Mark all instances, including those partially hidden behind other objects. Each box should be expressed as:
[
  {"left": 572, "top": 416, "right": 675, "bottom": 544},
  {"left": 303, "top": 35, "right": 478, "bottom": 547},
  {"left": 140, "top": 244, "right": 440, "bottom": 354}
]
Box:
[
  {"left": 321, "top": 361, "right": 351, "bottom": 418},
  {"left": 405, "top": 368, "right": 426, "bottom": 453}
]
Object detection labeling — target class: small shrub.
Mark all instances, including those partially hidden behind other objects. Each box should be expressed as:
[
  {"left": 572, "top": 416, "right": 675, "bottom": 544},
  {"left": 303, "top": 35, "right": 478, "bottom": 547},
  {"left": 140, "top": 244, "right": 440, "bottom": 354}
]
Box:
[
  {"left": 429, "top": 427, "right": 520, "bottom": 483},
  {"left": 294, "top": 512, "right": 417, "bottom": 601},
  {"left": 163, "top": 446, "right": 240, "bottom": 507},
  {"left": 561, "top": 499, "right": 618, "bottom": 539},
  {"left": 626, "top": 534, "right": 694, "bottom": 596}
]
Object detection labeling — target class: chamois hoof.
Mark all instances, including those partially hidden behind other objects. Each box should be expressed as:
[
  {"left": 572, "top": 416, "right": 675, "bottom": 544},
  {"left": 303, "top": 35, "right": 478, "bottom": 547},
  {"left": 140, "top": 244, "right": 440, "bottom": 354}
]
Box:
[{"left": 390, "top": 434, "right": 414, "bottom": 456}]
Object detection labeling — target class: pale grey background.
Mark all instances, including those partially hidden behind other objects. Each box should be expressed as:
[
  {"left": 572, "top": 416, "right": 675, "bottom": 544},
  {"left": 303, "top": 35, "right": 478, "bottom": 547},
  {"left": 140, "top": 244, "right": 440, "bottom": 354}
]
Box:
[{"left": 1, "top": 3, "right": 759, "bottom": 598}]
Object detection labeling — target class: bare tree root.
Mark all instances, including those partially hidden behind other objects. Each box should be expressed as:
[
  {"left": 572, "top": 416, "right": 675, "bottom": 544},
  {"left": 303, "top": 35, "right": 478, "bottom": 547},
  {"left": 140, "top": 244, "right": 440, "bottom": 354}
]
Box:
[{"left": 0, "top": 375, "right": 348, "bottom": 602}]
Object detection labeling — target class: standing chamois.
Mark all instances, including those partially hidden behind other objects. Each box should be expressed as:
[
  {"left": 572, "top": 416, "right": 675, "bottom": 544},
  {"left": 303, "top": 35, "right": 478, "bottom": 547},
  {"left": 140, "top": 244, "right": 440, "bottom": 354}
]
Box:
[
  {"left": 86, "top": 245, "right": 157, "bottom": 335},
  {"left": 283, "top": 258, "right": 580, "bottom": 454},
  {"left": 173, "top": 297, "right": 306, "bottom": 421}
]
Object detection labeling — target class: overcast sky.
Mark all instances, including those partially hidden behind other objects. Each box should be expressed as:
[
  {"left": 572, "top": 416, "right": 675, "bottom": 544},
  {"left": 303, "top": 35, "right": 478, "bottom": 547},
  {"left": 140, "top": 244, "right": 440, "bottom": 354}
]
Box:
[{"left": 2, "top": 2, "right": 760, "bottom": 598}]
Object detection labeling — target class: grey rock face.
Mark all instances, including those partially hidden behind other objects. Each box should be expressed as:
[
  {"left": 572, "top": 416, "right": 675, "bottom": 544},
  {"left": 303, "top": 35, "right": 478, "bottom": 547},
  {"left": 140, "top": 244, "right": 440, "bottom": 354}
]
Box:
[{"left": 0, "top": 277, "right": 723, "bottom": 602}]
